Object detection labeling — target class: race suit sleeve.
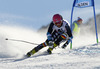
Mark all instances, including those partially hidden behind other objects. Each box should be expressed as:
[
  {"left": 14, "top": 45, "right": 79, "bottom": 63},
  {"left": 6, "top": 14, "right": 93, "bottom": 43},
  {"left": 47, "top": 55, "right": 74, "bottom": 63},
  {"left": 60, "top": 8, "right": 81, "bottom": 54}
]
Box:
[
  {"left": 47, "top": 22, "right": 54, "bottom": 35},
  {"left": 47, "top": 22, "right": 54, "bottom": 41}
]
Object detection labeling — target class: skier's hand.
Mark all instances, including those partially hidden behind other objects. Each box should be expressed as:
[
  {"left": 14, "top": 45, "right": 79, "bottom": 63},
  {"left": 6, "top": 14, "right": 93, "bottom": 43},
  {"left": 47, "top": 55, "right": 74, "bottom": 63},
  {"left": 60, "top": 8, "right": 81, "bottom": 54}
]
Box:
[
  {"left": 47, "top": 36, "right": 52, "bottom": 41},
  {"left": 48, "top": 41, "right": 54, "bottom": 48},
  {"left": 47, "top": 32, "right": 53, "bottom": 41}
]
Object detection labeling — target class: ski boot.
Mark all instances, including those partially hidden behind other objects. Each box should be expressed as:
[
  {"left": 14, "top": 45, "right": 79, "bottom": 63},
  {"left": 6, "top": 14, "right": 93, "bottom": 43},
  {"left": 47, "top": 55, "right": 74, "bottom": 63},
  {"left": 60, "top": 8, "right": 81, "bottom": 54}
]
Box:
[
  {"left": 26, "top": 49, "right": 36, "bottom": 57},
  {"left": 47, "top": 43, "right": 58, "bottom": 54},
  {"left": 26, "top": 52, "right": 31, "bottom": 57},
  {"left": 47, "top": 47, "right": 53, "bottom": 54}
]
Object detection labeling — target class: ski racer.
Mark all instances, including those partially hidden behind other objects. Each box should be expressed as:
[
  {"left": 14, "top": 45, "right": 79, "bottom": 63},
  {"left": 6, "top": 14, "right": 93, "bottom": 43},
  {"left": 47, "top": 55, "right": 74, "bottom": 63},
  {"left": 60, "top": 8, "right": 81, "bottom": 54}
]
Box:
[
  {"left": 26, "top": 14, "right": 73, "bottom": 57},
  {"left": 72, "top": 17, "right": 83, "bottom": 36}
]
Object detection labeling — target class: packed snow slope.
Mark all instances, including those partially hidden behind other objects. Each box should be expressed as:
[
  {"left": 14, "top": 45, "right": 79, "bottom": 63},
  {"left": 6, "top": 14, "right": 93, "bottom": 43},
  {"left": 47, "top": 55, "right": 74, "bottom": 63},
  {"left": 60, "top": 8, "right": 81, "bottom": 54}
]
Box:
[{"left": 0, "top": 25, "right": 100, "bottom": 69}]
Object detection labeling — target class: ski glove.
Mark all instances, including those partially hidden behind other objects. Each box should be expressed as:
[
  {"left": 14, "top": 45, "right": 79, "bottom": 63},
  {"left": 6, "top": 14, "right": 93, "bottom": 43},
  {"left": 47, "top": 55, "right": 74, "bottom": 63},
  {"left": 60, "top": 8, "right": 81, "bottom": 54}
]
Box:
[
  {"left": 48, "top": 41, "right": 54, "bottom": 48},
  {"left": 47, "top": 32, "right": 53, "bottom": 41},
  {"left": 48, "top": 36, "right": 52, "bottom": 41},
  {"left": 67, "top": 36, "right": 73, "bottom": 44}
]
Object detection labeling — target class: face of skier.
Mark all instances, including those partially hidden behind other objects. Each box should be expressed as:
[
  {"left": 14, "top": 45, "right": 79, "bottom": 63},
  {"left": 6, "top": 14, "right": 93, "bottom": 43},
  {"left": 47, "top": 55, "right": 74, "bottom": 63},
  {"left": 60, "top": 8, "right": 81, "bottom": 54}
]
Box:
[
  {"left": 78, "top": 20, "right": 82, "bottom": 25},
  {"left": 77, "top": 17, "right": 83, "bottom": 25},
  {"left": 55, "top": 20, "right": 63, "bottom": 27}
]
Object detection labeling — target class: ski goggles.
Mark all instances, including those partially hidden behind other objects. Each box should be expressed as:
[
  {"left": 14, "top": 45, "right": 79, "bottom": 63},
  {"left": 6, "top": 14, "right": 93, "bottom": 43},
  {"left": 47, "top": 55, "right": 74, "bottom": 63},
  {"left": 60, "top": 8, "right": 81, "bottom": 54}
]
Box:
[{"left": 54, "top": 20, "right": 62, "bottom": 25}]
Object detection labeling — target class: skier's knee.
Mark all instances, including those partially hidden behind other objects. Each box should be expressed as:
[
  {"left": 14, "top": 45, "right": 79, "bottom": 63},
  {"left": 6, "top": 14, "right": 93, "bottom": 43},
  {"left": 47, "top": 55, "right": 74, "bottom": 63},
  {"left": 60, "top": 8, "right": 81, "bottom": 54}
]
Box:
[
  {"left": 61, "top": 33, "right": 68, "bottom": 40},
  {"left": 55, "top": 33, "right": 68, "bottom": 45}
]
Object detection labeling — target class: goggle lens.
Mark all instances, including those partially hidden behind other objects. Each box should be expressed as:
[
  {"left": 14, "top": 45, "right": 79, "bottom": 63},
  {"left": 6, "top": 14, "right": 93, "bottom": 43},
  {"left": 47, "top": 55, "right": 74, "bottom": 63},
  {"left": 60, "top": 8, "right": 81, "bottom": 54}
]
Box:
[{"left": 54, "top": 20, "right": 62, "bottom": 25}]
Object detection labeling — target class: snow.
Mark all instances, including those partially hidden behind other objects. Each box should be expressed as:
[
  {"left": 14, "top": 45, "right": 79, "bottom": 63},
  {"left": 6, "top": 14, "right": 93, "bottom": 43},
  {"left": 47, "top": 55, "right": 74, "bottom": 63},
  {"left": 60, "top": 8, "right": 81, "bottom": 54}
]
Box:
[{"left": 0, "top": 25, "right": 100, "bottom": 69}]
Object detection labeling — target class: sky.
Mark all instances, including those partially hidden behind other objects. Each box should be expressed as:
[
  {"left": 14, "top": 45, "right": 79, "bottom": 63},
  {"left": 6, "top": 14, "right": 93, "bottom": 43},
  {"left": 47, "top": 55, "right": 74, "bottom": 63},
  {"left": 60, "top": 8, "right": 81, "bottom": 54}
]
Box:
[{"left": 0, "top": 0, "right": 100, "bottom": 30}]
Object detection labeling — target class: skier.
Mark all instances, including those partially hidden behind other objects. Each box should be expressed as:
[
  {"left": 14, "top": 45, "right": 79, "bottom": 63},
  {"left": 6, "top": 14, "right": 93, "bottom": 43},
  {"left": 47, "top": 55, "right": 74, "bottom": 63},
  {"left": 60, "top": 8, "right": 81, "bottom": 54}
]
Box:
[
  {"left": 72, "top": 17, "right": 83, "bottom": 36},
  {"left": 26, "top": 14, "right": 73, "bottom": 57}
]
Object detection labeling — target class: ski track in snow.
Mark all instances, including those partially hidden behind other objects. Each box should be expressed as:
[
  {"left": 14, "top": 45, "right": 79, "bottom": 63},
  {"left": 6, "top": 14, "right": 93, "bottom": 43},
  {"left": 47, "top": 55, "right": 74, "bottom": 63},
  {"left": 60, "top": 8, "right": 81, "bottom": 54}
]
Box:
[{"left": 0, "top": 25, "right": 100, "bottom": 69}]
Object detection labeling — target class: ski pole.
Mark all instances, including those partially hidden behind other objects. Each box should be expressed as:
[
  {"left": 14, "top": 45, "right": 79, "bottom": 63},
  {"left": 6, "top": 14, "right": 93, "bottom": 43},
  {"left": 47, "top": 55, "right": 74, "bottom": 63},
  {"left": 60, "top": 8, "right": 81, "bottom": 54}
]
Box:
[{"left": 5, "top": 38, "right": 39, "bottom": 45}]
